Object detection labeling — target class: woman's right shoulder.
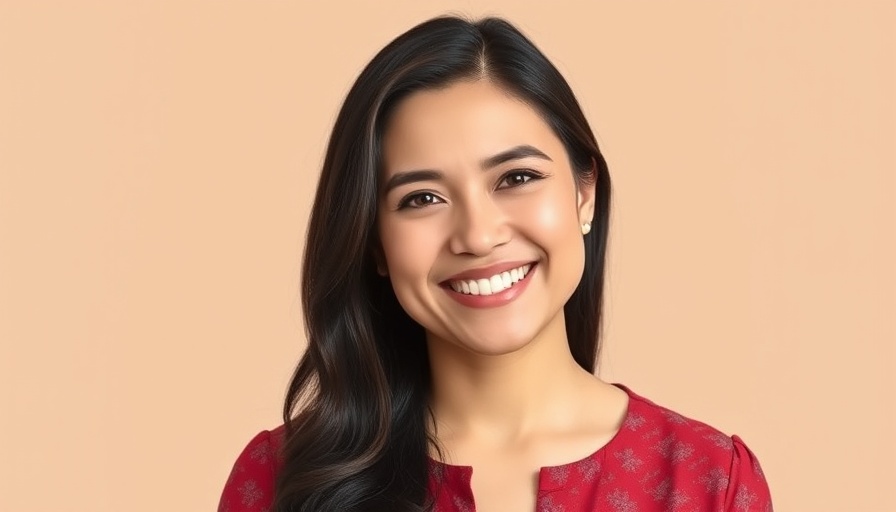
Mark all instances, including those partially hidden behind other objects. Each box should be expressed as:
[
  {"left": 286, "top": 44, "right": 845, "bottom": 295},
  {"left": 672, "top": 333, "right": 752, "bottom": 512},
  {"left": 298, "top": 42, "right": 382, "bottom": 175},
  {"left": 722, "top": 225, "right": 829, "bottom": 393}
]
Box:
[{"left": 217, "top": 425, "right": 287, "bottom": 512}]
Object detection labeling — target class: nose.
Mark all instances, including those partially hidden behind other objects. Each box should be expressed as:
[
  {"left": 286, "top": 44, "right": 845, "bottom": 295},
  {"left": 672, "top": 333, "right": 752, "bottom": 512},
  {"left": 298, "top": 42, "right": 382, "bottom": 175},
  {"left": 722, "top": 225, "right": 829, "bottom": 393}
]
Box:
[{"left": 447, "top": 195, "right": 511, "bottom": 256}]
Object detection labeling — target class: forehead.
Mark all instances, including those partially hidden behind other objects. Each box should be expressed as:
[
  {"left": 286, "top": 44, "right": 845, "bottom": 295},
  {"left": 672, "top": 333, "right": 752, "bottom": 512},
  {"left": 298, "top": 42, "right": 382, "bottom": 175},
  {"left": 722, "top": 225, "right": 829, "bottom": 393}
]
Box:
[{"left": 381, "top": 80, "right": 563, "bottom": 173}]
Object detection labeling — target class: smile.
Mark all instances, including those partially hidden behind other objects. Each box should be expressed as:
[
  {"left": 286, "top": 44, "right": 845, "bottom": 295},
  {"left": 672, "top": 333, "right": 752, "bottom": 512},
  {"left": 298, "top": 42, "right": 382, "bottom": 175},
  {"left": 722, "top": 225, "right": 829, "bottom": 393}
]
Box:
[
  {"left": 441, "top": 262, "right": 538, "bottom": 309},
  {"left": 447, "top": 263, "right": 532, "bottom": 296}
]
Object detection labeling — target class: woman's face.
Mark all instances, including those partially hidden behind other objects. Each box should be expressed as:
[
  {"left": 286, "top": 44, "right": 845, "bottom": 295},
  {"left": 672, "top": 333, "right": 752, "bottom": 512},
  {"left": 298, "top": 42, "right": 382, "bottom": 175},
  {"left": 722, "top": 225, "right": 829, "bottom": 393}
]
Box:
[{"left": 377, "top": 80, "right": 595, "bottom": 357}]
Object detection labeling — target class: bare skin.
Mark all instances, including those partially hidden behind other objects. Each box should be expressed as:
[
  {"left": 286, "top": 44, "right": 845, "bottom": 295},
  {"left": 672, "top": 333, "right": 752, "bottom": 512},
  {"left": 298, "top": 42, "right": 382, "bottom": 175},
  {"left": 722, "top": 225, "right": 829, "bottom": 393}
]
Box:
[
  {"left": 428, "top": 319, "right": 629, "bottom": 512},
  {"left": 377, "top": 79, "right": 628, "bottom": 511}
]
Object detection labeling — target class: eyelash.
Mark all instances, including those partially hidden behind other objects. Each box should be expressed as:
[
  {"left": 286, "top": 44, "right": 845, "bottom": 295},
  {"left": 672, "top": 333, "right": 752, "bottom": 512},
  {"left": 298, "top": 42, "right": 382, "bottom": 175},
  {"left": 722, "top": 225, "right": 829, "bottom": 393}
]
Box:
[{"left": 396, "top": 169, "right": 546, "bottom": 210}]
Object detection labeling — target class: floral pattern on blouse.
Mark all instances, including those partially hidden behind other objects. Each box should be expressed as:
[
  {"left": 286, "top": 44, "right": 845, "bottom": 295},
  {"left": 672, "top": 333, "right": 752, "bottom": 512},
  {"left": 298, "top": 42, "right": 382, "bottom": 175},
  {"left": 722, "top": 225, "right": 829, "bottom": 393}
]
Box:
[{"left": 218, "top": 384, "right": 772, "bottom": 511}]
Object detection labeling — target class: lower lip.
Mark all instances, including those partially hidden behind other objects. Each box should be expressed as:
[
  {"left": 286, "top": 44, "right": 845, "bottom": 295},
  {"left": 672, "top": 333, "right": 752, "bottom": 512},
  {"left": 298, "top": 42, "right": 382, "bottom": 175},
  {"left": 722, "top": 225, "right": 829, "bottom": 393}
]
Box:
[{"left": 441, "top": 264, "right": 537, "bottom": 309}]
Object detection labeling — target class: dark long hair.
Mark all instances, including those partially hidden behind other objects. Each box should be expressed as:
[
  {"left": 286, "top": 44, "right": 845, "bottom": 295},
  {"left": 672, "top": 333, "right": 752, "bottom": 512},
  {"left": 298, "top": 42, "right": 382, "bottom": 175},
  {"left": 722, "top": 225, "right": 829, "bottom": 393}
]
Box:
[{"left": 274, "top": 15, "right": 612, "bottom": 512}]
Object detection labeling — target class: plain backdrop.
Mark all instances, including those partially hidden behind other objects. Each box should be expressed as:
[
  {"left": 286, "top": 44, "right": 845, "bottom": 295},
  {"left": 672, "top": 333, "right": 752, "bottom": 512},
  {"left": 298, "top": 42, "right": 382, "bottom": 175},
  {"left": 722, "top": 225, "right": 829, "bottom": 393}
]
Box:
[{"left": 1, "top": 1, "right": 894, "bottom": 511}]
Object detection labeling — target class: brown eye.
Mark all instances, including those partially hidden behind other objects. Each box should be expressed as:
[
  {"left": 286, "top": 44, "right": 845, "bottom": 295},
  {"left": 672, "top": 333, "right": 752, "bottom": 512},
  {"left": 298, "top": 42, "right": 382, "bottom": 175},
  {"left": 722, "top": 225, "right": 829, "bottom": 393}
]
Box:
[
  {"left": 398, "top": 192, "right": 444, "bottom": 210},
  {"left": 498, "top": 170, "right": 544, "bottom": 189},
  {"left": 505, "top": 174, "right": 530, "bottom": 186}
]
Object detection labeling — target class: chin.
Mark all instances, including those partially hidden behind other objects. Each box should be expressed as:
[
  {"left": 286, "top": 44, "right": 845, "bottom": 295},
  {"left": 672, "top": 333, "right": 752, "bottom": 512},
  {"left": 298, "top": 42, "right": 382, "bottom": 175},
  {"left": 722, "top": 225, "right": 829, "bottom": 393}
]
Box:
[{"left": 450, "top": 326, "right": 541, "bottom": 357}]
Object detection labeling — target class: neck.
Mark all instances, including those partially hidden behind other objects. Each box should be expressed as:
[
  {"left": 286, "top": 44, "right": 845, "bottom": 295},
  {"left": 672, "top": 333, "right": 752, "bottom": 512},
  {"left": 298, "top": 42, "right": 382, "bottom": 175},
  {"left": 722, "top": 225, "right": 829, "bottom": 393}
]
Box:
[{"left": 426, "top": 313, "right": 595, "bottom": 442}]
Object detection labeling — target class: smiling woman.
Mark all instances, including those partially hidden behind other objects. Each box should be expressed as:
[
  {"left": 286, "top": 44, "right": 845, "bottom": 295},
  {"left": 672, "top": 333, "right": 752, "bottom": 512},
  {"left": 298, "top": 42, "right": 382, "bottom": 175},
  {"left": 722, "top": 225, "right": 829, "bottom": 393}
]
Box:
[
  {"left": 377, "top": 82, "right": 595, "bottom": 358},
  {"left": 218, "top": 15, "right": 772, "bottom": 512}
]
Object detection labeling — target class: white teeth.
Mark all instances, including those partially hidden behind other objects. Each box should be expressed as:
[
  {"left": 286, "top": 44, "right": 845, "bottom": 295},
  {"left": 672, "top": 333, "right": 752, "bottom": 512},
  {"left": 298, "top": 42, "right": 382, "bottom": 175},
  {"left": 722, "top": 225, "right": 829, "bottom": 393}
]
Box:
[
  {"left": 448, "top": 264, "right": 533, "bottom": 297},
  {"left": 489, "top": 275, "right": 504, "bottom": 293},
  {"left": 500, "top": 272, "right": 511, "bottom": 289}
]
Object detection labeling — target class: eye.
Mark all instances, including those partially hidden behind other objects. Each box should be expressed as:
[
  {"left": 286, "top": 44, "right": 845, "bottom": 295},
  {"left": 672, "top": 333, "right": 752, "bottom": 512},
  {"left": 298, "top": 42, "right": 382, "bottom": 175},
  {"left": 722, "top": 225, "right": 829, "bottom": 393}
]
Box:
[
  {"left": 497, "top": 170, "right": 545, "bottom": 189},
  {"left": 397, "top": 191, "right": 445, "bottom": 210}
]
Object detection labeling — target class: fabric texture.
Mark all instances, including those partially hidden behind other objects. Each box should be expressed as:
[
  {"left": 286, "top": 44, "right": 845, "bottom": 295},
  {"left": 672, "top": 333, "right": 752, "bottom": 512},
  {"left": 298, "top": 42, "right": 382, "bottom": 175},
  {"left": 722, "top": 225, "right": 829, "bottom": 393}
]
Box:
[{"left": 217, "top": 384, "right": 772, "bottom": 511}]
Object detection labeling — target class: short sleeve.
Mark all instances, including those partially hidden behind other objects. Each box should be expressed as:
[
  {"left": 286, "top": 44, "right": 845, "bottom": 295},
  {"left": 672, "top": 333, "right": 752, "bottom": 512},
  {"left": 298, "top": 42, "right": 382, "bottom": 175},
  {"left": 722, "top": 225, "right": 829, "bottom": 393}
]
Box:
[
  {"left": 217, "top": 430, "right": 277, "bottom": 512},
  {"left": 724, "top": 435, "right": 773, "bottom": 512}
]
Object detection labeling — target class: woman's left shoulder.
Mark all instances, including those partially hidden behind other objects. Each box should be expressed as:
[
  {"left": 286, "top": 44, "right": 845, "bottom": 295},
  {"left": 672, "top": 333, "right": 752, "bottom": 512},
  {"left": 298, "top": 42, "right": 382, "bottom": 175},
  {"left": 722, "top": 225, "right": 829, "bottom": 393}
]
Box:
[{"left": 610, "top": 383, "right": 773, "bottom": 510}]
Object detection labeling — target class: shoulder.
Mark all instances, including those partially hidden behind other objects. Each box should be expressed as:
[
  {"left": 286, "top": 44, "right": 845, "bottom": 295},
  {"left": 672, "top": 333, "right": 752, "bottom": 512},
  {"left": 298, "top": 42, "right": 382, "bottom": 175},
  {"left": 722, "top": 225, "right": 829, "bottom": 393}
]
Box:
[
  {"left": 217, "top": 425, "right": 287, "bottom": 512},
  {"left": 619, "top": 384, "right": 742, "bottom": 457},
  {"left": 607, "top": 384, "right": 773, "bottom": 510}
]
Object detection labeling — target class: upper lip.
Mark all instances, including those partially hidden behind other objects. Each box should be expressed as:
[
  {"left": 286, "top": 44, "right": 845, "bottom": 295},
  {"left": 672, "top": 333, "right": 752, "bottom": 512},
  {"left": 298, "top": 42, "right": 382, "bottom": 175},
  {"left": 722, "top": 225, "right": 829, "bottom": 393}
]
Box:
[{"left": 442, "top": 260, "right": 536, "bottom": 283}]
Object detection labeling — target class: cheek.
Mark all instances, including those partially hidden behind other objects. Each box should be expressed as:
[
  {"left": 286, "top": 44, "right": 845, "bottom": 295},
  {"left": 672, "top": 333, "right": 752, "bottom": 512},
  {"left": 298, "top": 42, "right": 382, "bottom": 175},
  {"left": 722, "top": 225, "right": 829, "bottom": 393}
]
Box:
[
  {"left": 378, "top": 220, "right": 443, "bottom": 327},
  {"left": 380, "top": 220, "right": 439, "bottom": 283},
  {"left": 518, "top": 187, "right": 580, "bottom": 243},
  {"left": 517, "top": 187, "right": 586, "bottom": 288}
]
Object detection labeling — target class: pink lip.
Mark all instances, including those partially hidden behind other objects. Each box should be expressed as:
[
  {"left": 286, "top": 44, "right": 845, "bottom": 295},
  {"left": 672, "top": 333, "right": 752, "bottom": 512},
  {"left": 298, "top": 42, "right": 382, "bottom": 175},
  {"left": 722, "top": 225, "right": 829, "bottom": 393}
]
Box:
[
  {"left": 441, "top": 262, "right": 537, "bottom": 309},
  {"left": 441, "top": 260, "right": 536, "bottom": 283}
]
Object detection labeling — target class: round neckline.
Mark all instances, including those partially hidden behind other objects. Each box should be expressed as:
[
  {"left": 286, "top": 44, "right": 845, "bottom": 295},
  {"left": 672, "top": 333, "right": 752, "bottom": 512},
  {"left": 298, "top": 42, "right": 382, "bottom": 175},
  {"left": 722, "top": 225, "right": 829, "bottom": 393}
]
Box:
[{"left": 427, "top": 382, "right": 636, "bottom": 472}]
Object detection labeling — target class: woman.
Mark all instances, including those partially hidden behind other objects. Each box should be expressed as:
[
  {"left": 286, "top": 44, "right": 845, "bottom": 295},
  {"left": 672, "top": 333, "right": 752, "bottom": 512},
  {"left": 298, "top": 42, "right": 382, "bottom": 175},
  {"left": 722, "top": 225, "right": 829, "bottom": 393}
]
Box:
[{"left": 218, "top": 15, "right": 772, "bottom": 512}]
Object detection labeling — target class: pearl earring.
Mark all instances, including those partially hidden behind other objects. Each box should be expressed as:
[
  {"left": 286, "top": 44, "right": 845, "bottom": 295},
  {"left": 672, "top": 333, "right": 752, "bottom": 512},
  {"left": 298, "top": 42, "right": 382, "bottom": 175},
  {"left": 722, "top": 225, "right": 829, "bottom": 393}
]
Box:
[{"left": 581, "top": 222, "right": 591, "bottom": 235}]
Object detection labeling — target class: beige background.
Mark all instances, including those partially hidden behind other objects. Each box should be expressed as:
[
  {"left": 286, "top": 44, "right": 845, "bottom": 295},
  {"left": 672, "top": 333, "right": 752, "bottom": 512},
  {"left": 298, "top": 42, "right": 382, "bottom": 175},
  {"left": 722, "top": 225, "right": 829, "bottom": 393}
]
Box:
[{"left": 1, "top": 1, "right": 893, "bottom": 511}]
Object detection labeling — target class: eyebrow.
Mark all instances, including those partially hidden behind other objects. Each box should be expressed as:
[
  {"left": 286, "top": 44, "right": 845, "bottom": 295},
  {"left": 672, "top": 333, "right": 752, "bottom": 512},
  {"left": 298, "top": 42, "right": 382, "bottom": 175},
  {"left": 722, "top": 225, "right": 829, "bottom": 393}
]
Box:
[{"left": 382, "top": 144, "right": 553, "bottom": 194}]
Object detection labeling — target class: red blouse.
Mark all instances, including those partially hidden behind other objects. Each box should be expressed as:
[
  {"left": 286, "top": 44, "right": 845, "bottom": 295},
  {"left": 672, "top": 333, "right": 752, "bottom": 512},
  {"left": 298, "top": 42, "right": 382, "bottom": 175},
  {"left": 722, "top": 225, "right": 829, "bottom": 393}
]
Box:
[{"left": 218, "top": 384, "right": 772, "bottom": 511}]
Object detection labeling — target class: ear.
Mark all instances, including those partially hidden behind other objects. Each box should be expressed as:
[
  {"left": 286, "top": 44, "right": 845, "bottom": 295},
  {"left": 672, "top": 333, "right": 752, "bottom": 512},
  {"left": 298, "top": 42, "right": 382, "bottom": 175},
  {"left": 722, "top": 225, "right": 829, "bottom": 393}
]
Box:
[
  {"left": 576, "top": 158, "right": 597, "bottom": 227},
  {"left": 372, "top": 244, "right": 388, "bottom": 277}
]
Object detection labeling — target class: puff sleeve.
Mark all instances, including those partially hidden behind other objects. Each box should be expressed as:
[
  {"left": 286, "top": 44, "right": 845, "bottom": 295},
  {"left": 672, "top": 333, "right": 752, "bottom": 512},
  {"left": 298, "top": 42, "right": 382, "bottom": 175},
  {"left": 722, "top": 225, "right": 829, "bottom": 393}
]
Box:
[
  {"left": 724, "top": 435, "right": 773, "bottom": 511},
  {"left": 217, "top": 430, "right": 277, "bottom": 512}
]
